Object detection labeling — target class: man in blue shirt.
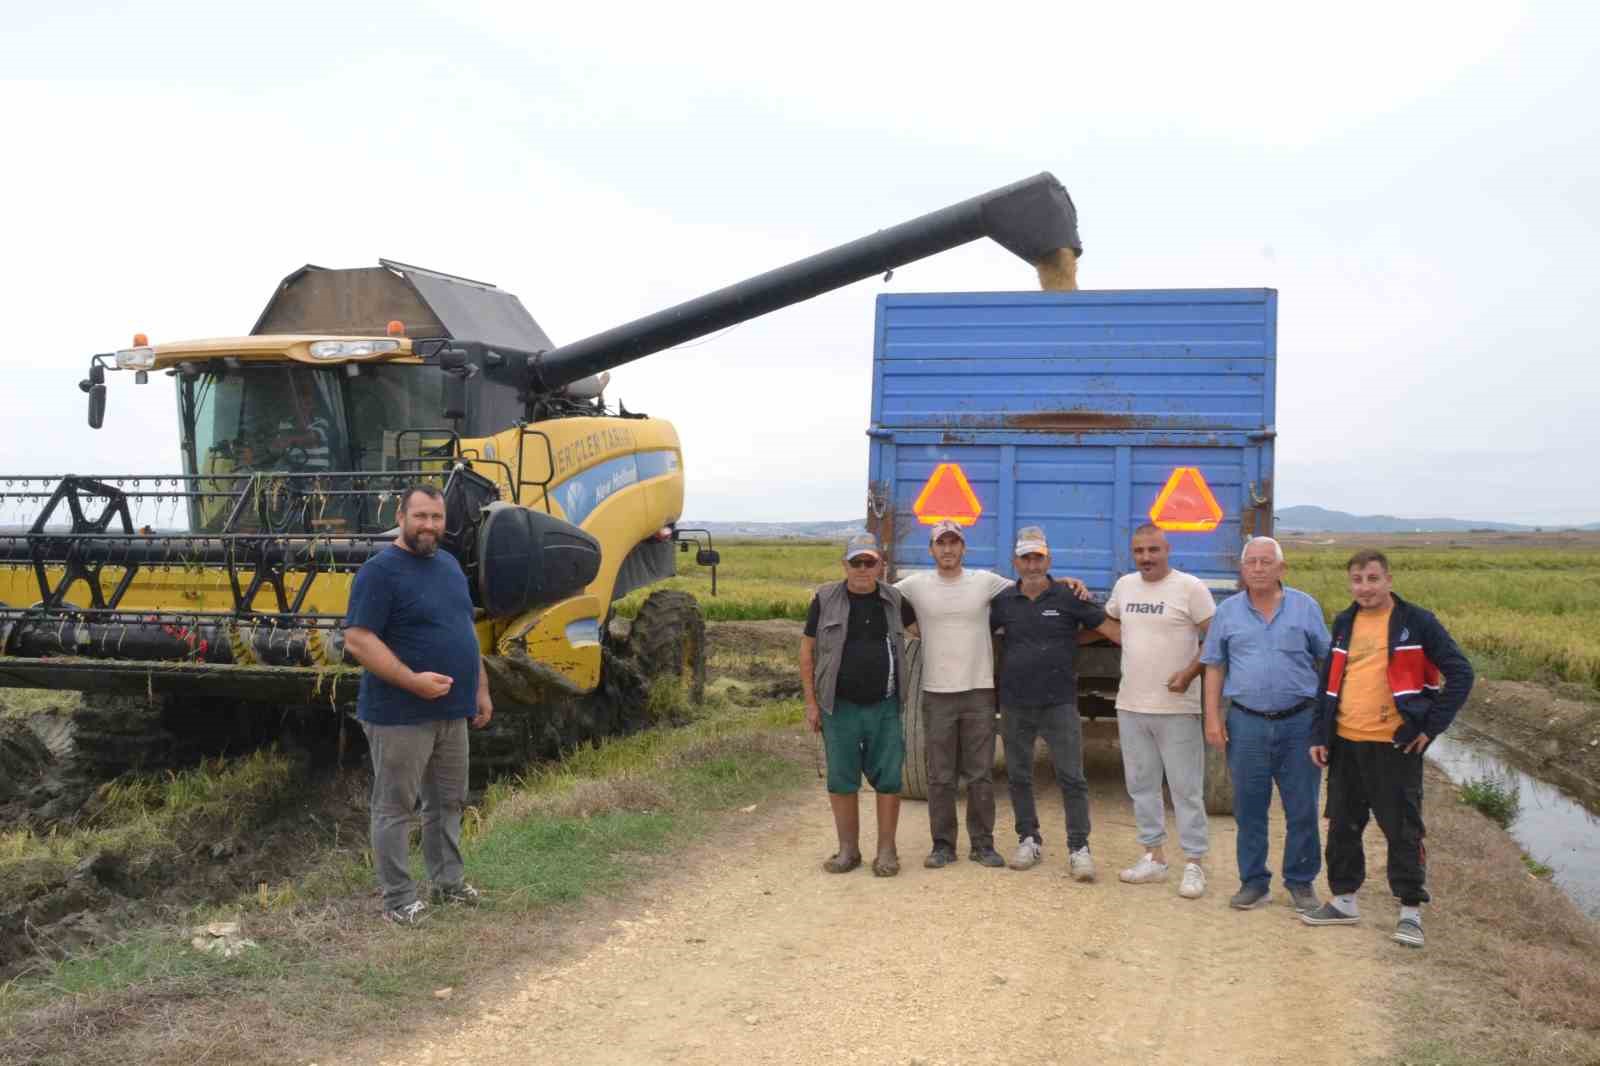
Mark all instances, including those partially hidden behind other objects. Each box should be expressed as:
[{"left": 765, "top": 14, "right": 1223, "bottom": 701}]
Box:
[
  {"left": 344, "top": 484, "right": 493, "bottom": 926},
  {"left": 1200, "top": 536, "right": 1331, "bottom": 913}
]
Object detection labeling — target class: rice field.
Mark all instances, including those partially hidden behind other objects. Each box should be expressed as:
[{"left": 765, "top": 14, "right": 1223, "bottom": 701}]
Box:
[{"left": 622, "top": 537, "right": 1600, "bottom": 692}]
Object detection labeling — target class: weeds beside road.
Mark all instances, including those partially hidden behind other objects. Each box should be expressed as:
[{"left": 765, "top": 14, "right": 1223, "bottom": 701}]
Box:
[{"left": 0, "top": 639, "right": 810, "bottom": 1066}]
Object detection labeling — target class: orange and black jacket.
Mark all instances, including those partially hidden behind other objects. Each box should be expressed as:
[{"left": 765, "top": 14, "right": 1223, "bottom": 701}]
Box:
[{"left": 1312, "top": 593, "right": 1474, "bottom": 750}]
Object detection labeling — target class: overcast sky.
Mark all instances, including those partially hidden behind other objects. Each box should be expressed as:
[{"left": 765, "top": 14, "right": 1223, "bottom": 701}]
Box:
[{"left": 4, "top": 1, "right": 1596, "bottom": 525}]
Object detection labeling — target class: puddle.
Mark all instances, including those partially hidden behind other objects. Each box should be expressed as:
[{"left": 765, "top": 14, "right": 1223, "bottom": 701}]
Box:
[{"left": 1427, "top": 731, "right": 1600, "bottom": 918}]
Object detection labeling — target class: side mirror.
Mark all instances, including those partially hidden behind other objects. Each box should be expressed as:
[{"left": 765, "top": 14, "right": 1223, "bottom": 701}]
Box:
[
  {"left": 87, "top": 383, "right": 107, "bottom": 428},
  {"left": 442, "top": 370, "right": 467, "bottom": 421},
  {"left": 696, "top": 549, "right": 720, "bottom": 567},
  {"left": 438, "top": 347, "right": 469, "bottom": 371}
]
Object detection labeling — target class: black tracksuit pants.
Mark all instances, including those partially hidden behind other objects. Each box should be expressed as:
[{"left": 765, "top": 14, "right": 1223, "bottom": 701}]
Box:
[{"left": 1326, "top": 735, "right": 1430, "bottom": 905}]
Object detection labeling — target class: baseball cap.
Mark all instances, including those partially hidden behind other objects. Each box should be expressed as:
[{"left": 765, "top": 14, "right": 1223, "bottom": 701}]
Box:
[
  {"left": 1014, "top": 525, "right": 1049, "bottom": 555},
  {"left": 928, "top": 520, "right": 967, "bottom": 543},
  {"left": 842, "top": 533, "right": 883, "bottom": 562}
]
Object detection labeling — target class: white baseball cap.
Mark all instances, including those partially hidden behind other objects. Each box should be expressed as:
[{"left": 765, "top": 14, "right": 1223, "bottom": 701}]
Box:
[{"left": 1014, "top": 525, "right": 1049, "bottom": 555}]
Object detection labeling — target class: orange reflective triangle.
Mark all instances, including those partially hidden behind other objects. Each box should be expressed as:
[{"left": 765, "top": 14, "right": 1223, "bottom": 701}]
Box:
[
  {"left": 913, "top": 462, "right": 983, "bottom": 526},
  {"left": 1149, "top": 467, "right": 1224, "bottom": 532}
]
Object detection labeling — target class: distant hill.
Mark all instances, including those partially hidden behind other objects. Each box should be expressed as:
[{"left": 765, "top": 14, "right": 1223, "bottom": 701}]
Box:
[
  {"left": 1277, "top": 505, "right": 1543, "bottom": 533},
  {"left": 680, "top": 519, "right": 865, "bottom": 540}
]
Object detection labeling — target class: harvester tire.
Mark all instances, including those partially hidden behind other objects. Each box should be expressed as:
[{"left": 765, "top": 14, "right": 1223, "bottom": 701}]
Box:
[
  {"left": 897, "top": 637, "right": 928, "bottom": 801},
  {"left": 69, "top": 694, "right": 177, "bottom": 779},
  {"left": 0, "top": 720, "right": 53, "bottom": 803},
  {"left": 1203, "top": 742, "right": 1234, "bottom": 816},
  {"left": 476, "top": 648, "right": 651, "bottom": 784},
  {"left": 627, "top": 590, "right": 706, "bottom": 705}
]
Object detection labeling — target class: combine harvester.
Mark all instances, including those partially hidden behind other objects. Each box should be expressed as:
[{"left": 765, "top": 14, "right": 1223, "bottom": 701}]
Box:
[{"left": 0, "top": 173, "right": 1083, "bottom": 788}]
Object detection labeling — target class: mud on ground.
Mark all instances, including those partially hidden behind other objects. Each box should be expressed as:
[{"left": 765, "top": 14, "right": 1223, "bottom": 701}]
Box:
[
  {"left": 1457, "top": 678, "right": 1600, "bottom": 798},
  {"left": 0, "top": 755, "right": 372, "bottom": 983}
]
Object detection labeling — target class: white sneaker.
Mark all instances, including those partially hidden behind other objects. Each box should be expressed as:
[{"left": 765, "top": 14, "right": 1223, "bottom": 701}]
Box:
[
  {"left": 1119, "top": 852, "right": 1170, "bottom": 884},
  {"left": 1178, "top": 862, "right": 1206, "bottom": 899},
  {"left": 1069, "top": 847, "right": 1096, "bottom": 882},
  {"left": 1009, "top": 838, "right": 1042, "bottom": 870}
]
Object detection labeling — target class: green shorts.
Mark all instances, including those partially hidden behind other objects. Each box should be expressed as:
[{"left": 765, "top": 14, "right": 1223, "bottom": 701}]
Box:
[{"left": 822, "top": 697, "right": 904, "bottom": 795}]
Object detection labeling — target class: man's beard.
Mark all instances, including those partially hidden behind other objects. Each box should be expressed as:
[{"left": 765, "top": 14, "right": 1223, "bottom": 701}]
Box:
[{"left": 401, "top": 529, "right": 439, "bottom": 557}]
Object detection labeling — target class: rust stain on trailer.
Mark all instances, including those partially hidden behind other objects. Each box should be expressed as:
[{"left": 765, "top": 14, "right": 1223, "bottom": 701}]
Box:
[
  {"left": 1001, "top": 410, "right": 1140, "bottom": 431},
  {"left": 865, "top": 481, "right": 896, "bottom": 577}
]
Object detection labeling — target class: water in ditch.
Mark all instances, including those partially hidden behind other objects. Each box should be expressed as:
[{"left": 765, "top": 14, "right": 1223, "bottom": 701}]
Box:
[{"left": 1427, "top": 731, "right": 1600, "bottom": 918}]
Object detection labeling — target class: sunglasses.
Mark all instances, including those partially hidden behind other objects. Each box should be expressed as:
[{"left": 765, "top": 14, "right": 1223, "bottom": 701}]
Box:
[{"left": 846, "top": 557, "right": 879, "bottom": 568}]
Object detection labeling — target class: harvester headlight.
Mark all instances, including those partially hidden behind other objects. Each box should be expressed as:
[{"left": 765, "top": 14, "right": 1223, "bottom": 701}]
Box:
[
  {"left": 308, "top": 339, "right": 401, "bottom": 359},
  {"left": 114, "top": 346, "right": 156, "bottom": 370}
]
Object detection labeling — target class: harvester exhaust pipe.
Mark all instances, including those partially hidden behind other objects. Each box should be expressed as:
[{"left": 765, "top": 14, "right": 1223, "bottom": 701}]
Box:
[{"left": 531, "top": 172, "right": 1081, "bottom": 392}]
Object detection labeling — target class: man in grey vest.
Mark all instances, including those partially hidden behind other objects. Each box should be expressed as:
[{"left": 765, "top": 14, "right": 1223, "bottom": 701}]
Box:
[{"left": 800, "top": 534, "right": 918, "bottom": 876}]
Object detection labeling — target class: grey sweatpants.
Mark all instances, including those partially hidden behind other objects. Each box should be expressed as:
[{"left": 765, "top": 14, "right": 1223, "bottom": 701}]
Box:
[
  {"left": 1116, "top": 710, "right": 1208, "bottom": 858},
  {"left": 364, "top": 718, "right": 469, "bottom": 910}
]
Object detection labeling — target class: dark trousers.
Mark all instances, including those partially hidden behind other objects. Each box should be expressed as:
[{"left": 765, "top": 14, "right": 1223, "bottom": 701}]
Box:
[
  {"left": 1002, "top": 701, "right": 1090, "bottom": 850},
  {"left": 1326, "top": 735, "right": 1430, "bottom": 905},
  {"left": 925, "top": 689, "right": 997, "bottom": 852}
]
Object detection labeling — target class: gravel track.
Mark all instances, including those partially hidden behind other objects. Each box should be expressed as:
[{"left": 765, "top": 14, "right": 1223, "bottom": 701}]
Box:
[{"left": 353, "top": 726, "right": 1393, "bottom": 1066}]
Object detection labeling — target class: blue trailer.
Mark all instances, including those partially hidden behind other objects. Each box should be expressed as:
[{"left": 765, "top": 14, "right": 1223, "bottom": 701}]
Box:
[{"left": 865, "top": 288, "right": 1278, "bottom": 807}]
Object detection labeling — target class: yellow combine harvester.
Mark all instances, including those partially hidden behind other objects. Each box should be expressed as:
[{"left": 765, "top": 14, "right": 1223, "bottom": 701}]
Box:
[{"left": 0, "top": 173, "right": 1082, "bottom": 781}]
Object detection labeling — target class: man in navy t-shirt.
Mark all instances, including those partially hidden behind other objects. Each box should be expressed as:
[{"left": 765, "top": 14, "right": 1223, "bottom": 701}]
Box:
[{"left": 344, "top": 483, "right": 492, "bottom": 926}]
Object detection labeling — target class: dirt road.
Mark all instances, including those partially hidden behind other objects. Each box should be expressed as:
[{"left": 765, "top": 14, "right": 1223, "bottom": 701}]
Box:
[{"left": 360, "top": 731, "right": 1395, "bottom": 1066}]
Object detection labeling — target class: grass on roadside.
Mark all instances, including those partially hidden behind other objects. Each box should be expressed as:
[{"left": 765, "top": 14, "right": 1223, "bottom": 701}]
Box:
[
  {"left": 1, "top": 683, "right": 810, "bottom": 1066},
  {"left": 1379, "top": 765, "right": 1600, "bottom": 1066},
  {"left": 1521, "top": 855, "right": 1555, "bottom": 880},
  {"left": 1456, "top": 775, "right": 1521, "bottom": 828}
]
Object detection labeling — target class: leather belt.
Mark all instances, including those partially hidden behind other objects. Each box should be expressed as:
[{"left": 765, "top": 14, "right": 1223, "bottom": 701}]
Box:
[{"left": 1233, "top": 699, "right": 1312, "bottom": 720}]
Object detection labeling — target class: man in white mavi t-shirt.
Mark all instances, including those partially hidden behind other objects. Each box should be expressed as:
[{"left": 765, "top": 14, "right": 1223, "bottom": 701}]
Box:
[{"left": 1105, "top": 523, "right": 1217, "bottom": 899}]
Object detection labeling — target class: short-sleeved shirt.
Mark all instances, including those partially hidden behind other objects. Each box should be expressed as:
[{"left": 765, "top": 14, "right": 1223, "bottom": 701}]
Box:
[
  {"left": 804, "top": 589, "right": 918, "bottom": 705},
  {"left": 1199, "top": 585, "right": 1330, "bottom": 713},
  {"left": 894, "top": 569, "right": 1014, "bottom": 692},
  {"left": 989, "top": 578, "right": 1107, "bottom": 708},
  {"left": 344, "top": 545, "right": 481, "bottom": 725},
  {"left": 1106, "top": 569, "right": 1217, "bottom": 714}
]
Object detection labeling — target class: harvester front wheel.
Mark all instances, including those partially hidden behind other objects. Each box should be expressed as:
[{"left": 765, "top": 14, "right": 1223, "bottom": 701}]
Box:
[{"left": 626, "top": 590, "right": 706, "bottom": 705}]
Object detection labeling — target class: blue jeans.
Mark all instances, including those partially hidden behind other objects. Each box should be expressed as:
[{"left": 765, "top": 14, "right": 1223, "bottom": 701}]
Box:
[{"left": 1225, "top": 703, "right": 1321, "bottom": 890}]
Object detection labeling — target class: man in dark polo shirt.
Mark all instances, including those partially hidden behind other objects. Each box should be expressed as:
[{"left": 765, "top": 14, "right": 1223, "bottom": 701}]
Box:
[
  {"left": 343, "top": 483, "right": 493, "bottom": 926},
  {"left": 990, "top": 526, "right": 1120, "bottom": 878},
  {"left": 800, "top": 534, "right": 918, "bottom": 876}
]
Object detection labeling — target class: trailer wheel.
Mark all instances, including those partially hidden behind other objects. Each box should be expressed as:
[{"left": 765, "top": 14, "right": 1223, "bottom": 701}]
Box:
[
  {"left": 1203, "top": 742, "right": 1233, "bottom": 816},
  {"left": 898, "top": 637, "right": 927, "bottom": 801},
  {"left": 628, "top": 590, "right": 706, "bottom": 704}
]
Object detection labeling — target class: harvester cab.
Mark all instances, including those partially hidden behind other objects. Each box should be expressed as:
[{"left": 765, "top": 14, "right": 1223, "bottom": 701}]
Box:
[{"left": 6, "top": 172, "right": 1083, "bottom": 782}]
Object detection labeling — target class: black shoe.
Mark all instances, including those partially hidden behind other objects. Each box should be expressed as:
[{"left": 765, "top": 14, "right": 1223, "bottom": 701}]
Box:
[
  {"left": 1229, "top": 883, "right": 1270, "bottom": 910},
  {"left": 1287, "top": 883, "right": 1320, "bottom": 914},
  {"left": 969, "top": 846, "right": 1006, "bottom": 868},
  {"left": 924, "top": 846, "right": 958, "bottom": 869}
]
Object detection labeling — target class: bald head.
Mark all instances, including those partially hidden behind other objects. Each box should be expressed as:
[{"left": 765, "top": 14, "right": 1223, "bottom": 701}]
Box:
[{"left": 1131, "top": 524, "right": 1172, "bottom": 581}]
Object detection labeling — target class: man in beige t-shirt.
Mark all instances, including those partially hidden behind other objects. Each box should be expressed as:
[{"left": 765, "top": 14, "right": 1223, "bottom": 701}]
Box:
[
  {"left": 896, "top": 521, "right": 1015, "bottom": 868},
  {"left": 1105, "top": 524, "right": 1216, "bottom": 898}
]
